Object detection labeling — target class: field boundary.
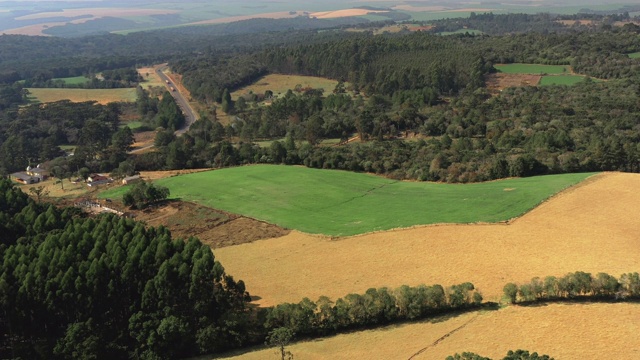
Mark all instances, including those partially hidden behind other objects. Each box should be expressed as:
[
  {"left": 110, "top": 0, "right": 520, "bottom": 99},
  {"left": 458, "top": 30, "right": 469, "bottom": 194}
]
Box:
[{"left": 337, "top": 172, "right": 602, "bottom": 240}]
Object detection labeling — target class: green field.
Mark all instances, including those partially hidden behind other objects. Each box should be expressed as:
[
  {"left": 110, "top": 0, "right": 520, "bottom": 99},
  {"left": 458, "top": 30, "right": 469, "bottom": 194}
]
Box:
[
  {"left": 98, "top": 165, "right": 594, "bottom": 236},
  {"left": 539, "top": 75, "right": 590, "bottom": 86},
  {"left": 495, "top": 64, "right": 569, "bottom": 74},
  {"left": 628, "top": 52, "right": 640, "bottom": 59},
  {"left": 52, "top": 76, "right": 91, "bottom": 85}
]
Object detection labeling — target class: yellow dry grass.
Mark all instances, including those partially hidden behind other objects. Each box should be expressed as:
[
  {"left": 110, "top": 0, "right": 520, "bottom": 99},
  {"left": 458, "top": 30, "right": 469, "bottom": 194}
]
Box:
[
  {"left": 310, "top": 9, "right": 388, "bottom": 19},
  {"left": 138, "top": 169, "right": 213, "bottom": 182},
  {"left": 20, "top": 178, "right": 91, "bottom": 200},
  {"left": 231, "top": 74, "right": 340, "bottom": 101},
  {"left": 2, "top": 17, "right": 96, "bottom": 36},
  {"left": 15, "top": 8, "right": 178, "bottom": 20},
  {"left": 211, "top": 303, "right": 640, "bottom": 360},
  {"left": 137, "top": 66, "right": 165, "bottom": 90},
  {"left": 188, "top": 12, "right": 303, "bottom": 26},
  {"left": 27, "top": 88, "right": 137, "bottom": 105},
  {"left": 215, "top": 172, "right": 640, "bottom": 308},
  {"left": 392, "top": 5, "right": 448, "bottom": 12}
]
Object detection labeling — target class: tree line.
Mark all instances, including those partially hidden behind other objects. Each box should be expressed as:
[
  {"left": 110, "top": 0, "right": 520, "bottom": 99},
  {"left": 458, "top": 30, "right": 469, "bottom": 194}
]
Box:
[{"left": 503, "top": 271, "right": 640, "bottom": 304}]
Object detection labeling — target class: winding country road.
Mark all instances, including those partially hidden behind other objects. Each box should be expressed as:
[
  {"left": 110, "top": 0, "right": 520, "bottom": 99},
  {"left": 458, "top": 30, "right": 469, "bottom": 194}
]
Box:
[{"left": 155, "top": 65, "right": 197, "bottom": 135}]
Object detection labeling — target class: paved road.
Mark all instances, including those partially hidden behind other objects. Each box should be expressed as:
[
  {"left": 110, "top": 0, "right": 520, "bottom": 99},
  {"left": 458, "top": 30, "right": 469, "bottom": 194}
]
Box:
[
  {"left": 129, "top": 66, "right": 198, "bottom": 154},
  {"left": 155, "top": 66, "right": 197, "bottom": 135}
]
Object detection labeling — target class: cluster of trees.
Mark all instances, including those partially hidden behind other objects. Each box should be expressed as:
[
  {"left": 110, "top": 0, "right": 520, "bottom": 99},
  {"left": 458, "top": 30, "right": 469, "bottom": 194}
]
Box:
[
  {"left": 21, "top": 67, "right": 143, "bottom": 89},
  {"left": 503, "top": 271, "right": 640, "bottom": 304},
  {"left": 429, "top": 12, "right": 568, "bottom": 35},
  {"left": 122, "top": 181, "right": 170, "bottom": 209},
  {"left": 447, "top": 350, "right": 554, "bottom": 360},
  {"left": 262, "top": 283, "right": 482, "bottom": 339},
  {"left": 0, "top": 100, "right": 132, "bottom": 175},
  {"left": 135, "top": 76, "right": 639, "bottom": 182},
  {"left": 0, "top": 178, "right": 251, "bottom": 359},
  {"left": 136, "top": 87, "right": 185, "bottom": 130}
]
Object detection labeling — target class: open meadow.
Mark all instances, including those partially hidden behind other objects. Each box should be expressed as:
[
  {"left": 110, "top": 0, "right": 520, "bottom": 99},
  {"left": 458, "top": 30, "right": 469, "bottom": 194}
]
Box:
[
  {"left": 125, "top": 165, "right": 596, "bottom": 236},
  {"left": 27, "top": 88, "right": 137, "bottom": 104},
  {"left": 539, "top": 75, "right": 590, "bottom": 86},
  {"left": 231, "top": 74, "right": 341, "bottom": 101},
  {"left": 495, "top": 64, "right": 570, "bottom": 74},
  {"left": 213, "top": 172, "right": 640, "bottom": 307},
  {"left": 208, "top": 303, "right": 640, "bottom": 360}
]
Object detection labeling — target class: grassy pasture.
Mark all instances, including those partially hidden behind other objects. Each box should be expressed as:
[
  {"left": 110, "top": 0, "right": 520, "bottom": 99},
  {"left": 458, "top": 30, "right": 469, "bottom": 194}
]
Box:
[
  {"left": 539, "top": 75, "right": 590, "bottom": 86},
  {"left": 495, "top": 63, "right": 569, "bottom": 74},
  {"left": 27, "top": 88, "right": 137, "bottom": 104},
  {"left": 231, "top": 74, "right": 340, "bottom": 100},
  {"left": 628, "top": 51, "right": 640, "bottom": 58},
  {"left": 109, "top": 165, "right": 595, "bottom": 236},
  {"left": 51, "top": 76, "right": 92, "bottom": 85},
  {"left": 209, "top": 303, "right": 640, "bottom": 360}
]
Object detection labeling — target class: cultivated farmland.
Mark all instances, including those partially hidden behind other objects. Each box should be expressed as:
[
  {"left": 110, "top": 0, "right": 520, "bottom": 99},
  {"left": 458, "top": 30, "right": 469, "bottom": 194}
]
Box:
[
  {"left": 208, "top": 303, "right": 640, "bottom": 360},
  {"left": 146, "top": 165, "right": 593, "bottom": 236},
  {"left": 214, "top": 172, "right": 640, "bottom": 307},
  {"left": 27, "top": 88, "right": 137, "bottom": 104}
]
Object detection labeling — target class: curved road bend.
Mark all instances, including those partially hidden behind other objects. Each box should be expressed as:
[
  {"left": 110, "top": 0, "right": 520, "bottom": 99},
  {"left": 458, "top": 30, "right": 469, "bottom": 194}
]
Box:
[{"left": 155, "top": 66, "right": 198, "bottom": 135}]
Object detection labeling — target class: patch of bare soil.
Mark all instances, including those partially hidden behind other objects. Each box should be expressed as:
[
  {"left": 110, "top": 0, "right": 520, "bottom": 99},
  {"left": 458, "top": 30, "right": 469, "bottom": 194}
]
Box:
[
  {"left": 132, "top": 200, "right": 289, "bottom": 248},
  {"left": 485, "top": 73, "right": 542, "bottom": 94}
]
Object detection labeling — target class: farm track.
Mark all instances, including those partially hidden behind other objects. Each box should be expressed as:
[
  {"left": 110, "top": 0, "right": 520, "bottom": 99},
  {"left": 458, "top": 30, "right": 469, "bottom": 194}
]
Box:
[{"left": 407, "top": 313, "right": 480, "bottom": 359}]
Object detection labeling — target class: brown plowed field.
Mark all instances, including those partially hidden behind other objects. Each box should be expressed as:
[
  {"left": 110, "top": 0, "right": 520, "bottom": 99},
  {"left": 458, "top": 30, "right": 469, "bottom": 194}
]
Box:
[
  {"left": 215, "top": 172, "right": 640, "bottom": 307},
  {"left": 211, "top": 303, "right": 640, "bottom": 360}
]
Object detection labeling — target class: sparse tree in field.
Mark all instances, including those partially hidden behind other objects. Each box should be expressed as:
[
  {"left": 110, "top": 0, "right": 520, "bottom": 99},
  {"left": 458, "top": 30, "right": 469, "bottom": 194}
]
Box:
[
  {"left": 28, "top": 185, "right": 49, "bottom": 203},
  {"left": 266, "top": 327, "right": 294, "bottom": 360},
  {"left": 503, "top": 283, "right": 518, "bottom": 304}
]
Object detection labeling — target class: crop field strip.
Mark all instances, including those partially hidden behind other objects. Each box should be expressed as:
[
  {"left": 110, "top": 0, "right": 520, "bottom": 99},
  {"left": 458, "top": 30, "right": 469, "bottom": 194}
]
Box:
[
  {"left": 134, "top": 165, "right": 595, "bottom": 236},
  {"left": 27, "top": 88, "right": 137, "bottom": 104},
  {"left": 208, "top": 303, "right": 640, "bottom": 360}
]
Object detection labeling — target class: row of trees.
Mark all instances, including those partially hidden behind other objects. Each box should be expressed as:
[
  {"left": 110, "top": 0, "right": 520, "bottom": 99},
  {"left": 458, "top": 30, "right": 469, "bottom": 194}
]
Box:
[
  {"left": 503, "top": 271, "right": 640, "bottom": 304},
  {"left": 447, "top": 350, "right": 554, "bottom": 360},
  {"left": 262, "top": 283, "right": 482, "bottom": 339}
]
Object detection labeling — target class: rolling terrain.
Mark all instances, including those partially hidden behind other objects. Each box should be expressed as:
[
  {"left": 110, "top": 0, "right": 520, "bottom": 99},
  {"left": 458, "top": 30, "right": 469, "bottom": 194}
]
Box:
[
  {"left": 214, "top": 172, "right": 640, "bottom": 307},
  {"left": 208, "top": 303, "right": 640, "bottom": 359}
]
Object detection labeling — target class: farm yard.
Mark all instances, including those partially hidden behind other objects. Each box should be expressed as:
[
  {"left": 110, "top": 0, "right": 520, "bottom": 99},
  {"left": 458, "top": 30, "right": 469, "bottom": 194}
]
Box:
[
  {"left": 26, "top": 88, "right": 137, "bottom": 104},
  {"left": 118, "top": 165, "right": 597, "bottom": 236}
]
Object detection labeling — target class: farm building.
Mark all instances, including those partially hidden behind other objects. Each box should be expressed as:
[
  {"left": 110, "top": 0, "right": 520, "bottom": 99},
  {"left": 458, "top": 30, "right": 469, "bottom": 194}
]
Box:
[
  {"left": 87, "top": 174, "right": 109, "bottom": 183},
  {"left": 122, "top": 175, "right": 142, "bottom": 184},
  {"left": 11, "top": 172, "right": 39, "bottom": 184},
  {"left": 11, "top": 165, "right": 50, "bottom": 184}
]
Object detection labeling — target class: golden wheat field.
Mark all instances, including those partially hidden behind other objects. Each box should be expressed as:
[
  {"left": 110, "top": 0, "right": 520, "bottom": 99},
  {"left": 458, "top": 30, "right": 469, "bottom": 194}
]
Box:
[
  {"left": 215, "top": 172, "right": 640, "bottom": 307},
  {"left": 210, "top": 303, "right": 640, "bottom": 360},
  {"left": 27, "top": 88, "right": 137, "bottom": 104}
]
